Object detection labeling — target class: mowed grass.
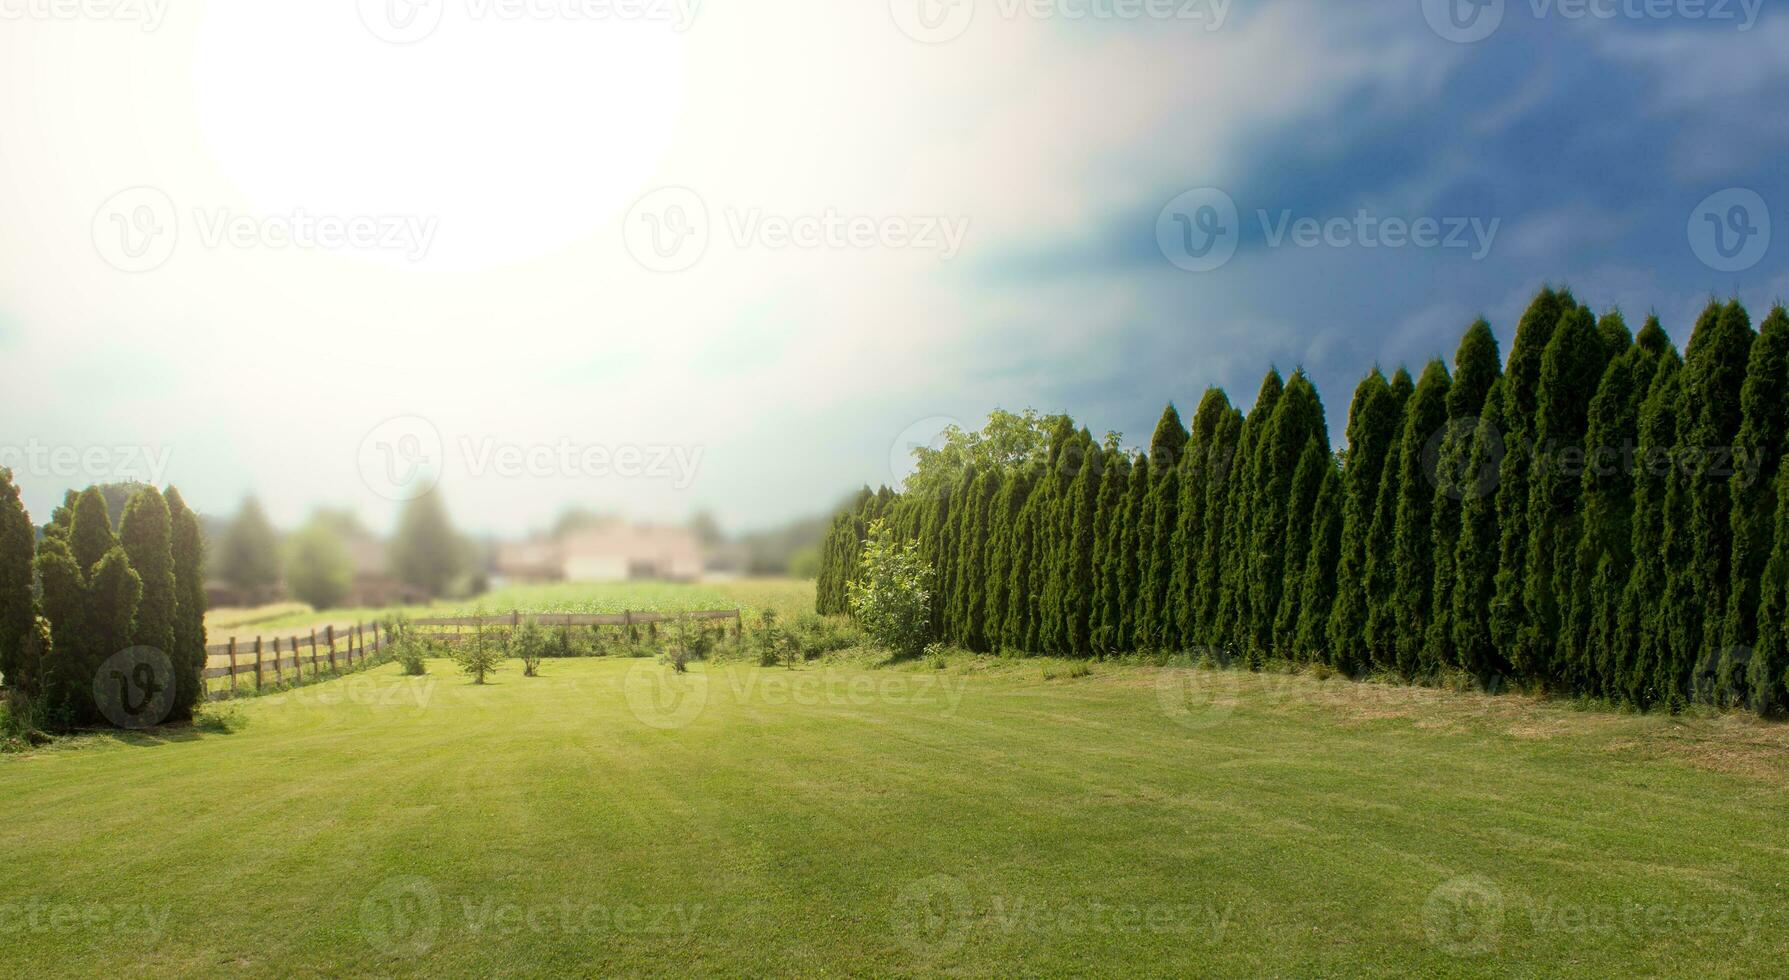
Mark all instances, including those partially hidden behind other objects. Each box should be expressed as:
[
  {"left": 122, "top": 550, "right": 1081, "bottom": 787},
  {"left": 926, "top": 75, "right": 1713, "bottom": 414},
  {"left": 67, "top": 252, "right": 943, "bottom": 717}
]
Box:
[{"left": 5, "top": 590, "right": 1787, "bottom": 976}]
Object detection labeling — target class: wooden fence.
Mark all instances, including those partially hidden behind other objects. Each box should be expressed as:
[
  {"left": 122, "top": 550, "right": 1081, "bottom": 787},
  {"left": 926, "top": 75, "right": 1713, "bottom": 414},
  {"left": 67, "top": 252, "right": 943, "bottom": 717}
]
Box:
[
  {"left": 203, "top": 622, "right": 392, "bottom": 699},
  {"left": 411, "top": 609, "right": 743, "bottom": 649}
]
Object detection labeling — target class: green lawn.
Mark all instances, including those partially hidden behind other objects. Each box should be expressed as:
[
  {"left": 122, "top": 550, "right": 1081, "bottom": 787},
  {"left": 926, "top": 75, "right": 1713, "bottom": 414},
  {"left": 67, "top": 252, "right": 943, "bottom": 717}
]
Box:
[{"left": 4, "top": 596, "right": 1786, "bottom": 975}]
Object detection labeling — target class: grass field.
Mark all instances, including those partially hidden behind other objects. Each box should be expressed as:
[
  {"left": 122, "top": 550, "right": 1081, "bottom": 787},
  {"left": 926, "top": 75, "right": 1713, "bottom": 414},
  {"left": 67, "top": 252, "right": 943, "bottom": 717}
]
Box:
[{"left": 6, "top": 581, "right": 1787, "bottom": 976}]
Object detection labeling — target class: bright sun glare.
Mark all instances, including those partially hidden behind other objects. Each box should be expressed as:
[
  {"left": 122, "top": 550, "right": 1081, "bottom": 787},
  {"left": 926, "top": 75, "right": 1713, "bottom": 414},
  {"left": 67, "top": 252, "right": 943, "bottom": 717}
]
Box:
[{"left": 192, "top": 3, "right": 687, "bottom": 270}]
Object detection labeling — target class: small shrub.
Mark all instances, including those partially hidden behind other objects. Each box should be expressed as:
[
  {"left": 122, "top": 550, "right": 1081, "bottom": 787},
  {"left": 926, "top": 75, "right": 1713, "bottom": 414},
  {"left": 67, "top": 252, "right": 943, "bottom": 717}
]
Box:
[
  {"left": 925, "top": 642, "right": 948, "bottom": 670},
  {"left": 393, "top": 638, "right": 429, "bottom": 676},
  {"left": 451, "top": 640, "right": 503, "bottom": 684},
  {"left": 755, "top": 610, "right": 783, "bottom": 667},
  {"left": 509, "top": 619, "right": 549, "bottom": 677},
  {"left": 846, "top": 519, "right": 934, "bottom": 660}
]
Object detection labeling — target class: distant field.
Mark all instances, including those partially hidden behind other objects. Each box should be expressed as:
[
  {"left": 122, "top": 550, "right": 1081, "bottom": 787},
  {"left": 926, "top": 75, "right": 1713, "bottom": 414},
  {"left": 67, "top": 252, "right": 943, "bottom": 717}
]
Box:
[
  {"left": 3, "top": 623, "right": 1784, "bottom": 976},
  {"left": 203, "top": 578, "right": 816, "bottom": 642}
]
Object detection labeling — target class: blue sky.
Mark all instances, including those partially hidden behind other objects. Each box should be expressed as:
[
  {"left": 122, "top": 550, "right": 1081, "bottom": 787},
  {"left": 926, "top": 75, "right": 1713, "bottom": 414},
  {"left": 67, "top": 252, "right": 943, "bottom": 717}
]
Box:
[{"left": 0, "top": 1, "right": 1784, "bottom": 534}]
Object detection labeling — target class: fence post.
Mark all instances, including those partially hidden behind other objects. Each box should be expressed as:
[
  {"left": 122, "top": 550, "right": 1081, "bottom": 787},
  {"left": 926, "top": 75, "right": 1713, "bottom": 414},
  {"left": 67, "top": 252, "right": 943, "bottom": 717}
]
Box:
[
  {"left": 254, "top": 636, "right": 263, "bottom": 690},
  {"left": 326, "top": 625, "right": 337, "bottom": 673},
  {"left": 227, "top": 637, "right": 238, "bottom": 697},
  {"left": 734, "top": 610, "right": 743, "bottom": 654},
  {"left": 272, "top": 636, "right": 283, "bottom": 684}
]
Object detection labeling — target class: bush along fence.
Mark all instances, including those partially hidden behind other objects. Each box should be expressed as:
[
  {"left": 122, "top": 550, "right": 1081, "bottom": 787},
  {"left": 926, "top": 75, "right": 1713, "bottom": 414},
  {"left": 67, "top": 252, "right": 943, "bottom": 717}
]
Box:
[
  {"left": 409, "top": 609, "right": 743, "bottom": 653},
  {"left": 818, "top": 288, "right": 1789, "bottom": 717},
  {"left": 203, "top": 622, "right": 394, "bottom": 699}
]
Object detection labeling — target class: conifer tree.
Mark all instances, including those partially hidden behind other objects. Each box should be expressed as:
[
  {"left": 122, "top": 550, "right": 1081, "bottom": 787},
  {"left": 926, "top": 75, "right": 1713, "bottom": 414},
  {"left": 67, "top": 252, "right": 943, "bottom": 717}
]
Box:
[
  {"left": 1425, "top": 320, "right": 1502, "bottom": 673},
  {"left": 1089, "top": 450, "right": 1129, "bottom": 653},
  {"left": 1514, "top": 306, "right": 1608, "bottom": 686},
  {"left": 70, "top": 486, "right": 118, "bottom": 572},
  {"left": 1192, "top": 410, "right": 1244, "bottom": 649},
  {"left": 1749, "top": 465, "right": 1789, "bottom": 715},
  {"left": 1112, "top": 455, "right": 1151, "bottom": 650},
  {"left": 1720, "top": 306, "right": 1789, "bottom": 703},
  {"left": 1005, "top": 472, "right": 1045, "bottom": 650},
  {"left": 1328, "top": 370, "right": 1399, "bottom": 674},
  {"left": 1361, "top": 367, "right": 1413, "bottom": 670},
  {"left": 119, "top": 486, "right": 178, "bottom": 665},
  {"left": 1274, "top": 438, "right": 1331, "bottom": 655},
  {"left": 1385, "top": 359, "right": 1452, "bottom": 676},
  {"left": 166, "top": 487, "right": 208, "bottom": 720},
  {"left": 1172, "top": 390, "right": 1230, "bottom": 647},
  {"left": 1561, "top": 321, "right": 1658, "bottom": 695},
  {"left": 1214, "top": 371, "right": 1283, "bottom": 655},
  {"left": 37, "top": 493, "right": 142, "bottom": 729},
  {"left": 1665, "top": 300, "right": 1753, "bottom": 704},
  {"left": 0, "top": 469, "right": 36, "bottom": 693},
  {"left": 1452, "top": 377, "right": 1510, "bottom": 684},
  {"left": 1247, "top": 372, "right": 1327, "bottom": 660},
  {"left": 1618, "top": 356, "right": 1684, "bottom": 707},
  {"left": 1490, "top": 287, "right": 1575, "bottom": 656},
  {"left": 1065, "top": 445, "right": 1101, "bottom": 654},
  {"left": 1141, "top": 461, "right": 1179, "bottom": 651},
  {"left": 217, "top": 496, "right": 282, "bottom": 599}
]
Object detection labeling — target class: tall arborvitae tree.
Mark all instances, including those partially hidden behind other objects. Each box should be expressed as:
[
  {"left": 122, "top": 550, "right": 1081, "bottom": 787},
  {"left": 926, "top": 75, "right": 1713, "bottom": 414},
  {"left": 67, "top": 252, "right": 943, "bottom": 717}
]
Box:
[
  {"left": 0, "top": 469, "right": 37, "bottom": 693},
  {"left": 1137, "top": 406, "right": 1187, "bottom": 650},
  {"left": 166, "top": 487, "right": 208, "bottom": 720},
  {"left": 37, "top": 491, "right": 142, "bottom": 729},
  {"left": 1562, "top": 319, "right": 1660, "bottom": 696},
  {"left": 1361, "top": 367, "right": 1414, "bottom": 670},
  {"left": 1247, "top": 371, "right": 1327, "bottom": 661},
  {"left": 1089, "top": 449, "right": 1129, "bottom": 653},
  {"left": 920, "top": 475, "right": 958, "bottom": 638},
  {"left": 1328, "top": 370, "right": 1399, "bottom": 674},
  {"left": 1192, "top": 409, "right": 1244, "bottom": 649},
  {"left": 70, "top": 485, "right": 119, "bottom": 572},
  {"left": 1273, "top": 438, "right": 1332, "bottom": 655},
  {"left": 1452, "top": 377, "right": 1510, "bottom": 684},
  {"left": 1425, "top": 320, "right": 1502, "bottom": 674},
  {"left": 1037, "top": 422, "right": 1086, "bottom": 653},
  {"left": 985, "top": 467, "right": 1028, "bottom": 651},
  {"left": 1004, "top": 469, "right": 1045, "bottom": 651},
  {"left": 1618, "top": 355, "right": 1684, "bottom": 708},
  {"left": 1490, "top": 287, "right": 1576, "bottom": 657},
  {"left": 1720, "top": 306, "right": 1789, "bottom": 704},
  {"left": 1113, "top": 455, "right": 1151, "bottom": 650},
  {"left": 1514, "top": 307, "right": 1609, "bottom": 686},
  {"left": 1214, "top": 371, "right": 1283, "bottom": 655},
  {"left": 1064, "top": 442, "right": 1101, "bottom": 654},
  {"left": 1750, "top": 465, "right": 1789, "bottom": 715},
  {"left": 1385, "top": 359, "right": 1452, "bottom": 677},
  {"left": 1171, "top": 390, "right": 1230, "bottom": 648},
  {"left": 1665, "top": 300, "right": 1754, "bottom": 704},
  {"left": 952, "top": 468, "right": 998, "bottom": 650},
  {"left": 119, "top": 486, "right": 177, "bottom": 666}
]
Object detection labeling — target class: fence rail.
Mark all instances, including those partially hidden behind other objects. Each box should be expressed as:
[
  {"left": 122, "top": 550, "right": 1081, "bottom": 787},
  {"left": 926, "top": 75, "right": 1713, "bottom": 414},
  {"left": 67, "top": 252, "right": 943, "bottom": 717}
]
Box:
[
  {"left": 202, "top": 623, "right": 391, "bottom": 699},
  {"left": 410, "top": 609, "right": 742, "bottom": 628}
]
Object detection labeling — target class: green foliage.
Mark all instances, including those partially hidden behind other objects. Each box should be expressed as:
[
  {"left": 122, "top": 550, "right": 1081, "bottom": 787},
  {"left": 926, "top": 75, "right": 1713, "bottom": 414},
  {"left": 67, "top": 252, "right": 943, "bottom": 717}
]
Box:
[
  {"left": 1720, "top": 306, "right": 1789, "bottom": 704},
  {"left": 1328, "top": 370, "right": 1399, "bottom": 674},
  {"left": 0, "top": 469, "right": 38, "bottom": 693},
  {"left": 217, "top": 497, "right": 282, "bottom": 598},
  {"left": 119, "top": 487, "right": 181, "bottom": 721},
  {"left": 902, "top": 409, "right": 1070, "bottom": 498},
  {"left": 1618, "top": 355, "right": 1684, "bottom": 708},
  {"left": 1385, "top": 359, "right": 1451, "bottom": 677},
  {"left": 166, "top": 488, "right": 208, "bottom": 720},
  {"left": 286, "top": 517, "right": 353, "bottom": 610},
  {"left": 1425, "top": 319, "right": 1501, "bottom": 674},
  {"left": 1249, "top": 372, "right": 1326, "bottom": 662},
  {"left": 1360, "top": 367, "right": 1413, "bottom": 670},
  {"left": 1290, "top": 454, "right": 1344, "bottom": 662},
  {"left": 451, "top": 636, "right": 504, "bottom": 684},
  {"left": 847, "top": 519, "right": 935, "bottom": 660},
  {"left": 509, "top": 619, "right": 551, "bottom": 676},
  {"left": 391, "top": 491, "right": 467, "bottom": 599}
]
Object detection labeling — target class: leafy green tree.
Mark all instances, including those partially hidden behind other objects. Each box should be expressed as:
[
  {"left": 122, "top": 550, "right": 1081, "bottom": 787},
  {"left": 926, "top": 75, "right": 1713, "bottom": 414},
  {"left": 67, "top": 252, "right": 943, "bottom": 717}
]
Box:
[
  {"left": 1328, "top": 369, "right": 1399, "bottom": 674},
  {"left": 1383, "top": 359, "right": 1452, "bottom": 676},
  {"left": 1491, "top": 287, "right": 1576, "bottom": 657},
  {"left": 1514, "top": 306, "right": 1608, "bottom": 686},
  {"left": 217, "top": 497, "right": 282, "bottom": 599},
  {"left": 166, "top": 488, "right": 208, "bottom": 720},
  {"left": 848, "top": 518, "right": 935, "bottom": 659},
  {"left": 0, "top": 469, "right": 37, "bottom": 693},
  {"left": 391, "top": 491, "right": 467, "bottom": 599},
  {"left": 903, "top": 409, "right": 1069, "bottom": 497},
  {"left": 1720, "top": 305, "right": 1789, "bottom": 703},
  {"left": 1425, "top": 320, "right": 1502, "bottom": 674},
  {"left": 287, "top": 517, "right": 354, "bottom": 610},
  {"left": 1665, "top": 300, "right": 1753, "bottom": 704}
]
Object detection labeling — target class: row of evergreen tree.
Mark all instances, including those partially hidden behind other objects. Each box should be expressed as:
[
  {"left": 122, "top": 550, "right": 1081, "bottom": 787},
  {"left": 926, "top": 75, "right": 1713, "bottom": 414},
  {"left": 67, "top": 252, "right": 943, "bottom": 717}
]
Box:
[
  {"left": 0, "top": 475, "right": 208, "bottom": 729},
  {"left": 816, "top": 288, "right": 1789, "bottom": 715}
]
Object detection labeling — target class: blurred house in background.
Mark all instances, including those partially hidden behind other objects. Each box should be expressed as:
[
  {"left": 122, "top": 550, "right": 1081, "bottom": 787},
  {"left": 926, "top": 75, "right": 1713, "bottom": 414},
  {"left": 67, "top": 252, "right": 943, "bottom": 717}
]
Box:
[{"left": 495, "top": 520, "right": 704, "bottom": 583}]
